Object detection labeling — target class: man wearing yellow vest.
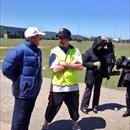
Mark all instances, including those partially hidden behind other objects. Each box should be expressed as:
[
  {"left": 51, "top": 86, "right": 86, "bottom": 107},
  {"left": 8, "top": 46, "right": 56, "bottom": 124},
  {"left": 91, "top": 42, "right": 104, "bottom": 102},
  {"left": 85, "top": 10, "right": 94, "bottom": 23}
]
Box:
[{"left": 41, "top": 28, "right": 82, "bottom": 130}]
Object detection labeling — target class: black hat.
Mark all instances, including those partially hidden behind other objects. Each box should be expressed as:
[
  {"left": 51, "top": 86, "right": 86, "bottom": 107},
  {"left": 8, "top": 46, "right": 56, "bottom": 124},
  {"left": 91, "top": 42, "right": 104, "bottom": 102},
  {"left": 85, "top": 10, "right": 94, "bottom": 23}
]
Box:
[{"left": 56, "top": 28, "right": 71, "bottom": 40}]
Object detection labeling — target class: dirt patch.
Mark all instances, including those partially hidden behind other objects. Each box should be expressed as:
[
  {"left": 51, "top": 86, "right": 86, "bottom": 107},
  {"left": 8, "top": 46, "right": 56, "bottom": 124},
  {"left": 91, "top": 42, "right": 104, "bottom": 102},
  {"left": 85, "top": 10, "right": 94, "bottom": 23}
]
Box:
[{"left": 0, "top": 73, "right": 130, "bottom": 130}]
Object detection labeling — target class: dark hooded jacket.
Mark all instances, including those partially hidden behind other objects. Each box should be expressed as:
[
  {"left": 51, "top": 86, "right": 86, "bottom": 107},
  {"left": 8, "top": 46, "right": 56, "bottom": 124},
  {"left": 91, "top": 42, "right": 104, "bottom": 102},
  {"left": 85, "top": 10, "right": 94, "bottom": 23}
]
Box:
[
  {"left": 105, "top": 41, "right": 116, "bottom": 65},
  {"left": 83, "top": 37, "right": 112, "bottom": 85},
  {"left": 117, "top": 57, "right": 130, "bottom": 87},
  {"left": 117, "top": 71, "right": 130, "bottom": 87}
]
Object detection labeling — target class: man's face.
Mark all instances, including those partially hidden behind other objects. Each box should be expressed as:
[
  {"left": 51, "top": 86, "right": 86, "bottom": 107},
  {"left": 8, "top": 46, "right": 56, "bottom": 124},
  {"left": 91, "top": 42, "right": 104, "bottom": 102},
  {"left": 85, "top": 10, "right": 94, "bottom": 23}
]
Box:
[
  {"left": 58, "top": 37, "right": 69, "bottom": 46},
  {"left": 29, "top": 35, "right": 42, "bottom": 46},
  {"left": 96, "top": 45, "right": 103, "bottom": 50},
  {"left": 96, "top": 41, "right": 107, "bottom": 50},
  {"left": 123, "top": 68, "right": 130, "bottom": 73}
]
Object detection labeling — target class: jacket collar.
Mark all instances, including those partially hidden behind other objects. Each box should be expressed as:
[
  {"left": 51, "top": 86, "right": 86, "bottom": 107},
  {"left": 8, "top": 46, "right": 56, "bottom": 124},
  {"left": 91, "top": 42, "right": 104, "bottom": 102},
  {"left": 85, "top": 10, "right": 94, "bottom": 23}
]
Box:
[
  {"left": 24, "top": 40, "right": 38, "bottom": 52},
  {"left": 59, "top": 44, "right": 74, "bottom": 54}
]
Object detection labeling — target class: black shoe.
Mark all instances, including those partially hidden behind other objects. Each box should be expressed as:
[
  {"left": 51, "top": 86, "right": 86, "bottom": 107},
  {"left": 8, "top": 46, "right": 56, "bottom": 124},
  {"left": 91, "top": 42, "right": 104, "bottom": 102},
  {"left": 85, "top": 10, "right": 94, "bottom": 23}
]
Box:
[
  {"left": 93, "top": 106, "right": 98, "bottom": 113},
  {"left": 81, "top": 108, "right": 89, "bottom": 114},
  {"left": 122, "top": 111, "right": 130, "bottom": 117}
]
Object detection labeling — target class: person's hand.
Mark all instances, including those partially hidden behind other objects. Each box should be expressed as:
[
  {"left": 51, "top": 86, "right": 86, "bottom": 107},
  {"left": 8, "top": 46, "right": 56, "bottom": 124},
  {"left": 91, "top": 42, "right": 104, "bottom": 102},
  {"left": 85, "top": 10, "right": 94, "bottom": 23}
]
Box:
[
  {"left": 123, "top": 68, "right": 129, "bottom": 73},
  {"left": 93, "top": 61, "right": 101, "bottom": 68},
  {"left": 59, "top": 62, "right": 66, "bottom": 67},
  {"left": 101, "top": 36, "right": 108, "bottom": 43},
  {"left": 59, "top": 62, "right": 72, "bottom": 69}
]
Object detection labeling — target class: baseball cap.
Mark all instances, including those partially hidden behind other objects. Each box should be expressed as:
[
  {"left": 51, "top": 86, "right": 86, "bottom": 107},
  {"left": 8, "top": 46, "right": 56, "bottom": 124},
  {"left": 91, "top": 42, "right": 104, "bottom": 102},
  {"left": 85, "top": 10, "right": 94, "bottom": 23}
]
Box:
[
  {"left": 56, "top": 28, "right": 72, "bottom": 40},
  {"left": 24, "top": 27, "right": 45, "bottom": 38}
]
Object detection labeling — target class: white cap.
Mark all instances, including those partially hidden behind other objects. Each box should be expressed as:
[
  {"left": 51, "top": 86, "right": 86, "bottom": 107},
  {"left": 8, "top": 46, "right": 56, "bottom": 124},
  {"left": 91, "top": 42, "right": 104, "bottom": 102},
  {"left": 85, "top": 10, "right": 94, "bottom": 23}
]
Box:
[{"left": 24, "top": 27, "right": 45, "bottom": 38}]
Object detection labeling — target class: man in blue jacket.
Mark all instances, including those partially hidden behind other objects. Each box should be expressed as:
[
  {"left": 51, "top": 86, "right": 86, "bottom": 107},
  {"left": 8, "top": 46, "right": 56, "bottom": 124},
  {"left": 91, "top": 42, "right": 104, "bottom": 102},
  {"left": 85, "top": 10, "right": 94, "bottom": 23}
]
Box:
[{"left": 2, "top": 26, "right": 45, "bottom": 130}]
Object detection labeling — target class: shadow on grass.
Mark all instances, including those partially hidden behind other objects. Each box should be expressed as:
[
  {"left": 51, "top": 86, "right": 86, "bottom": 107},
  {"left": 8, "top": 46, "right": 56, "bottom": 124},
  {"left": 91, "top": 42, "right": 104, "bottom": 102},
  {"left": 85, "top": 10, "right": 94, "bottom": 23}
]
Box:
[
  {"left": 47, "top": 117, "right": 106, "bottom": 130},
  {"left": 98, "top": 103, "right": 126, "bottom": 111}
]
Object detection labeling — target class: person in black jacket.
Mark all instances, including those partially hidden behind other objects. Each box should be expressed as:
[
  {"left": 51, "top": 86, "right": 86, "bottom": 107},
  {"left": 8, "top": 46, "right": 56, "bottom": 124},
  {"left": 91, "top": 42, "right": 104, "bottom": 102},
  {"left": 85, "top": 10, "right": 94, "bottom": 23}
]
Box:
[
  {"left": 116, "top": 56, "right": 130, "bottom": 117},
  {"left": 107, "top": 39, "right": 116, "bottom": 74},
  {"left": 81, "top": 36, "right": 112, "bottom": 114}
]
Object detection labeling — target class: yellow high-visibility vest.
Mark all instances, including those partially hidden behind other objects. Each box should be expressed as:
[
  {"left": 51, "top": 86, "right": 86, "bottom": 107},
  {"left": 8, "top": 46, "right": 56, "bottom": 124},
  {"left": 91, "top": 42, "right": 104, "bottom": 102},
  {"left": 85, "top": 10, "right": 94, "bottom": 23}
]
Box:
[{"left": 51, "top": 46, "right": 79, "bottom": 86}]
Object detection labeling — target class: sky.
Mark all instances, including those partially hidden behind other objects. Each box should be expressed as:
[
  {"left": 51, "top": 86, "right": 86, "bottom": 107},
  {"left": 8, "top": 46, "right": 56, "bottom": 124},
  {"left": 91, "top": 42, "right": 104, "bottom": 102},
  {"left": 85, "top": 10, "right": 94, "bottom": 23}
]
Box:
[{"left": 1, "top": 0, "right": 130, "bottom": 39}]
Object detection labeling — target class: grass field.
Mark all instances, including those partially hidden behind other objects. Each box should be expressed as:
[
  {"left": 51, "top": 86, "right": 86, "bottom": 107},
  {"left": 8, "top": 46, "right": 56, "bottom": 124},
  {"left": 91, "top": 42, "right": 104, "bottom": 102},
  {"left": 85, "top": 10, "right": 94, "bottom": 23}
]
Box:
[{"left": 0, "top": 38, "right": 130, "bottom": 89}]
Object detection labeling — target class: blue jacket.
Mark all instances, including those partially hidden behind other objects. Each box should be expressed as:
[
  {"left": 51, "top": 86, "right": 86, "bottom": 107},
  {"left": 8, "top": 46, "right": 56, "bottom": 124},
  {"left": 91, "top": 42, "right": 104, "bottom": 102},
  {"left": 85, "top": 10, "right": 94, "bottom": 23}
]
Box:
[{"left": 2, "top": 40, "right": 43, "bottom": 99}]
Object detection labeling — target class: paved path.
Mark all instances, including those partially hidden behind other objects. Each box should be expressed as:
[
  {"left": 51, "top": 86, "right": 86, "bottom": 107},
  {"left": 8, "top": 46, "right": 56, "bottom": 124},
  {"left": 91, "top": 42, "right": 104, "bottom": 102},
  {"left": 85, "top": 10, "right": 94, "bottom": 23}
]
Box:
[{"left": 0, "top": 73, "right": 130, "bottom": 130}]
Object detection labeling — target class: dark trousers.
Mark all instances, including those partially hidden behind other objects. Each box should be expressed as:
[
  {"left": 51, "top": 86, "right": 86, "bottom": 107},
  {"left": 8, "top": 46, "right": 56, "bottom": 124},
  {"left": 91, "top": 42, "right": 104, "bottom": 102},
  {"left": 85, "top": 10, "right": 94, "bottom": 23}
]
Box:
[
  {"left": 45, "top": 91, "right": 79, "bottom": 123},
  {"left": 108, "top": 64, "right": 115, "bottom": 74},
  {"left": 81, "top": 77, "right": 103, "bottom": 109},
  {"left": 126, "top": 86, "right": 130, "bottom": 99},
  {"left": 11, "top": 98, "right": 36, "bottom": 130}
]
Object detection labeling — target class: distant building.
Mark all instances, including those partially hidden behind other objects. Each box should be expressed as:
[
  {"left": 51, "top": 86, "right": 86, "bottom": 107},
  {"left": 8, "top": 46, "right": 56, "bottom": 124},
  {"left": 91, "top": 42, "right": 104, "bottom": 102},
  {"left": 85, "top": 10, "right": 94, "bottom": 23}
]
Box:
[
  {"left": 113, "top": 38, "right": 120, "bottom": 42},
  {"left": 0, "top": 25, "right": 91, "bottom": 41},
  {"left": 0, "top": 25, "right": 26, "bottom": 38}
]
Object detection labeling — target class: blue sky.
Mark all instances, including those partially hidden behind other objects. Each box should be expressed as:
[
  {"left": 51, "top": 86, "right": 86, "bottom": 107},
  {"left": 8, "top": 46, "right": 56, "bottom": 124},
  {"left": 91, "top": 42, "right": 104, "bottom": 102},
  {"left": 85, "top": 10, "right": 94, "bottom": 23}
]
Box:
[{"left": 1, "top": 0, "right": 129, "bottom": 39}]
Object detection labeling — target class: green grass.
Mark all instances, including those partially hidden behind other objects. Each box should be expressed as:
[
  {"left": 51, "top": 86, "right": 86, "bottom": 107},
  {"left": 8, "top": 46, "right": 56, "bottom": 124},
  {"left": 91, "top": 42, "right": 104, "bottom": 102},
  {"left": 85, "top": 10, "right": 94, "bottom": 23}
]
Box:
[{"left": 0, "top": 38, "right": 130, "bottom": 90}]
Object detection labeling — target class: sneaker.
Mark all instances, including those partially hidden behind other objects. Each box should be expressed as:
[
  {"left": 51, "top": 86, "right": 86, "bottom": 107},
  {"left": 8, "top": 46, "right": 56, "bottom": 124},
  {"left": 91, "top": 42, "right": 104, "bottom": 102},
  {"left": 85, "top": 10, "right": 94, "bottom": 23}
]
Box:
[
  {"left": 72, "top": 124, "right": 81, "bottom": 130},
  {"left": 93, "top": 106, "right": 98, "bottom": 113},
  {"left": 41, "top": 125, "right": 48, "bottom": 130},
  {"left": 81, "top": 108, "right": 89, "bottom": 114}
]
